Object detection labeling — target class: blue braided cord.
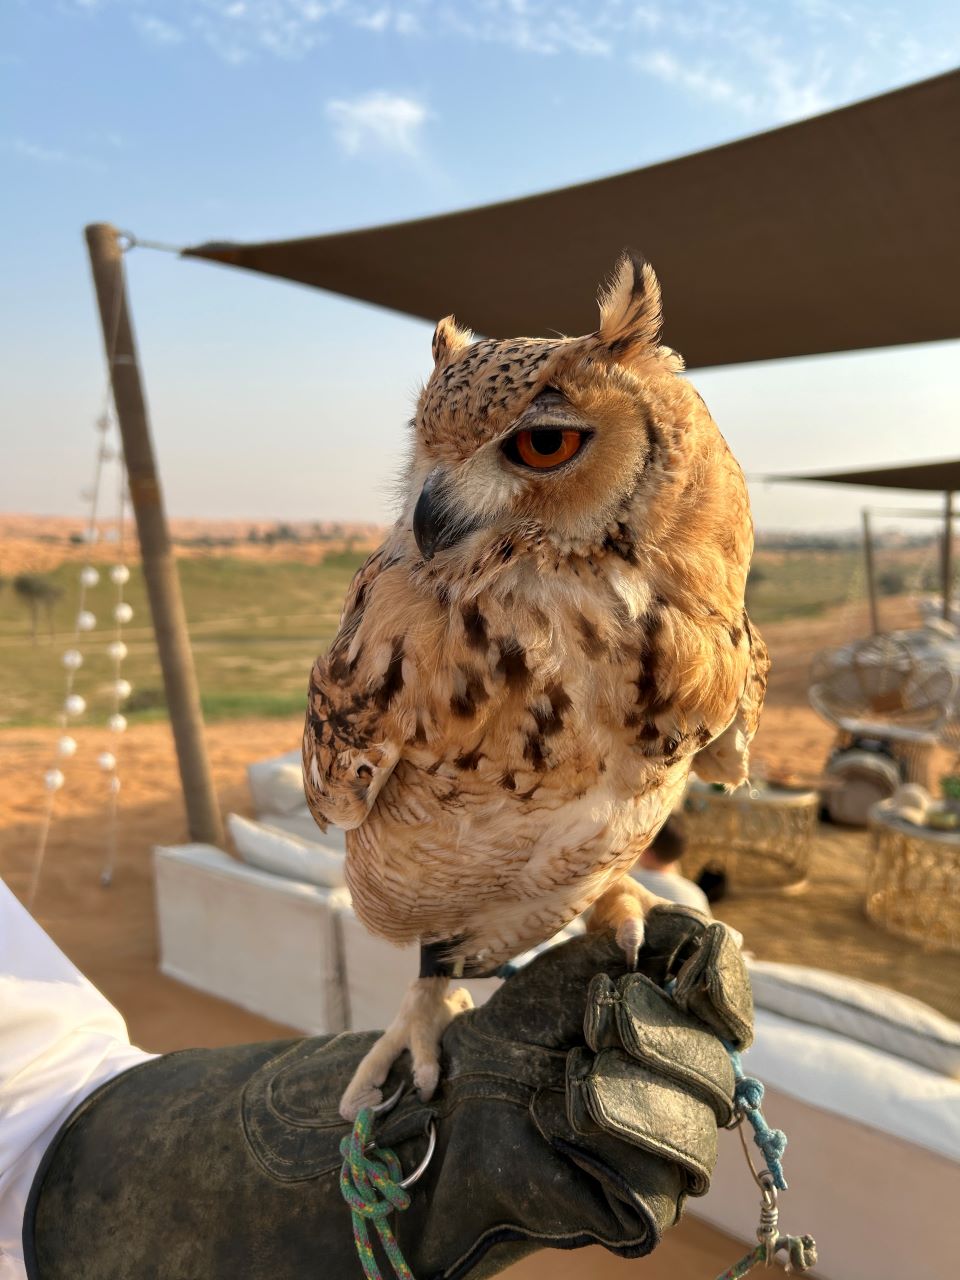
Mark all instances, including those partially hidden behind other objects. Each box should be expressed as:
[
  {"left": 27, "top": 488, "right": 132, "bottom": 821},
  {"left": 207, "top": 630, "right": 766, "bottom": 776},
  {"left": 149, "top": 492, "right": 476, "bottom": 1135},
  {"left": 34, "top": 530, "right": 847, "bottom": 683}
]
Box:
[{"left": 727, "top": 1049, "right": 788, "bottom": 1190}]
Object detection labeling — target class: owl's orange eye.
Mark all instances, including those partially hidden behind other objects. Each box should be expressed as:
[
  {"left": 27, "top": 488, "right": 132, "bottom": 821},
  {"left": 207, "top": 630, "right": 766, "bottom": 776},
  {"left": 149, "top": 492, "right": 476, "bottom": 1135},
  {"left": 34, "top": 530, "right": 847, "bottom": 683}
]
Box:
[{"left": 504, "top": 427, "right": 587, "bottom": 471}]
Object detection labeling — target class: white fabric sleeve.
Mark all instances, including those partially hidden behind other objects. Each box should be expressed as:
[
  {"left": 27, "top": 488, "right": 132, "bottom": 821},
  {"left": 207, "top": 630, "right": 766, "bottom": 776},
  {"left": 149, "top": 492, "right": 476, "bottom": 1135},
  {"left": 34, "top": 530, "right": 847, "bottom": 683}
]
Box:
[{"left": 0, "top": 878, "right": 155, "bottom": 1277}]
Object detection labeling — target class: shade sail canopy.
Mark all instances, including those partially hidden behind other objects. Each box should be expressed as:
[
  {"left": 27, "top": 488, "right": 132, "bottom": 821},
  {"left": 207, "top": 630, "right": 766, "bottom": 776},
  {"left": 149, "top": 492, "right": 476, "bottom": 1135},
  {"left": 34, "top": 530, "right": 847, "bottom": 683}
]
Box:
[
  {"left": 184, "top": 70, "right": 960, "bottom": 369},
  {"left": 769, "top": 459, "right": 960, "bottom": 491}
]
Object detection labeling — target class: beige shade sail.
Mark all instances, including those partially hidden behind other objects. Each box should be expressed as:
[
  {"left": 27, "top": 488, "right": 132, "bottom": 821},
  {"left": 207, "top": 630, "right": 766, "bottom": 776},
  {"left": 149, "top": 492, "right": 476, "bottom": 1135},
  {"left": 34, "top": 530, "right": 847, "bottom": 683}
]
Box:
[{"left": 183, "top": 70, "right": 960, "bottom": 369}]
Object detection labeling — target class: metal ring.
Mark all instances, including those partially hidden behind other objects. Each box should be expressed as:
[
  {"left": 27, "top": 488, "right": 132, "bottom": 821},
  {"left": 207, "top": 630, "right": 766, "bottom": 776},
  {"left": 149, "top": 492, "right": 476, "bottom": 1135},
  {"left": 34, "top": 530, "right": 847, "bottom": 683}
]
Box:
[
  {"left": 366, "top": 1084, "right": 438, "bottom": 1188},
  {"left": 371, "top": 1084, "right": 405, "bottom": 1115},
  {"left": 758, "top": 1171, "right": 778, "bottom": 1208},
  {"left": 399, "top": 1120, "right": 437, "bottom": 1189}
]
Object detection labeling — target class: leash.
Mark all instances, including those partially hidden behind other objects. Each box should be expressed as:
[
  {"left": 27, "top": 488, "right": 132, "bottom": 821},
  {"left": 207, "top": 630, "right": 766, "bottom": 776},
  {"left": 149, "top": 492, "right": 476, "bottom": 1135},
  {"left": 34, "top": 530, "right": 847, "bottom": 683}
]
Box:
[
  {"left": 711, "top": 1049, "right": 818, "bottom": 1278},
  {"left": 339, "top": 1087, "right": 436, "bottom": 1280}
]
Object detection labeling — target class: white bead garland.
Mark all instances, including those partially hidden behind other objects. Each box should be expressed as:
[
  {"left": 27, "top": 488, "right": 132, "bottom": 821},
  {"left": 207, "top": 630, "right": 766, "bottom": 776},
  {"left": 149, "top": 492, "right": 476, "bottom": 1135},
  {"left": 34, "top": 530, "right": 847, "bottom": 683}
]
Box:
[{"left": 30, "top": 378, "right": 131, "bottom": 909}]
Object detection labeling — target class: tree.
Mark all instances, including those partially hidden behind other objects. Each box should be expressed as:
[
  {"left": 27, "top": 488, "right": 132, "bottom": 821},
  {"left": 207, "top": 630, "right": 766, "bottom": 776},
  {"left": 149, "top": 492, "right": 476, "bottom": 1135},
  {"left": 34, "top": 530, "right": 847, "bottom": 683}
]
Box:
[{"left": 12, "top": 574, "right": 63, "bottom": 643}]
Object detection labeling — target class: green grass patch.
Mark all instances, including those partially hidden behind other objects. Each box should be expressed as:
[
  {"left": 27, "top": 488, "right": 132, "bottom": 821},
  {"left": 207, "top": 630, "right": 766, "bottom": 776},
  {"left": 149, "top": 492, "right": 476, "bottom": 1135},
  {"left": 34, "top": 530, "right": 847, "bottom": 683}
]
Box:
[
  {"left": 0, "top": 554, "right": 366, "bottom": 728},
  {"left": 0, "top": 544, "right": 930, "bottom": 728}
]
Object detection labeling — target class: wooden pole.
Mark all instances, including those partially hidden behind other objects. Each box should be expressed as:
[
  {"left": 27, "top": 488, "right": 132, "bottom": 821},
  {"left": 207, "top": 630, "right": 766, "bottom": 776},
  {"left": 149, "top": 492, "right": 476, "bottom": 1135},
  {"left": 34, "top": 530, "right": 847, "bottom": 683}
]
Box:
[
  {"left": 85, "top": 223, "right": 224, "bottom": 846},
  {"left": 861, "top": 508, "right": 880, "bottom": 635},
  {"left": 944, "top": 490, "right": 955, "bottom": 622}
]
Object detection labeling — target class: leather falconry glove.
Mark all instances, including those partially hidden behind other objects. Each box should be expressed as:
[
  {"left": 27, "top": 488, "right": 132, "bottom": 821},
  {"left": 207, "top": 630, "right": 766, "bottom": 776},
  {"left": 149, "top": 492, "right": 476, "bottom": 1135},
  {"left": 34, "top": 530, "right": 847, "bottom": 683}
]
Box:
[{"left": 23, "top": 905, "right": 753, "bottom": 1280}]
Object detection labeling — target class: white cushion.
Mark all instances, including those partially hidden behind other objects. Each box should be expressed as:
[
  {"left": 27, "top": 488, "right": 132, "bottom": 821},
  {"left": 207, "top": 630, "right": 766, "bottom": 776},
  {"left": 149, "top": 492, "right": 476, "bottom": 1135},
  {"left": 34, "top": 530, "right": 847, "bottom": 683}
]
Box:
[
  {"left": 747, "top": 959, "right": 960, "bottom": 1078},
  {"left": 246, "top": 749, "right": 301, "bottom": 814},
  {"left": 228, "top": 814, "right": 346, "bottom": 888},
  {"left": 254, "top": 808, "right": 347, "bottom": 851},
  {"left": 258, "top": 761, "right": 308, "bottom": 815}
]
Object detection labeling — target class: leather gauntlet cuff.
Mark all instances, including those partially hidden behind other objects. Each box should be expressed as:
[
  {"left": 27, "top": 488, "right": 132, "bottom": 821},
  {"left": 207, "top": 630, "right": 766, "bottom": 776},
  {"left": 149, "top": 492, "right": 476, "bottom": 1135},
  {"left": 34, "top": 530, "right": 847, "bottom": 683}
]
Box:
[{"left": 24, "top": 908, "right": 752, "bottom": 1280}]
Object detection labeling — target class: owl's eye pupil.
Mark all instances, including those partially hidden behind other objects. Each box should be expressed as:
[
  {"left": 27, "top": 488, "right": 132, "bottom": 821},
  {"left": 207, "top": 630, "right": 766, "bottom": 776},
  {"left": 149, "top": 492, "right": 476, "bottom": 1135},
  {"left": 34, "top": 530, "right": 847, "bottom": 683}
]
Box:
[
  {"left": 504, "top": 425, "right": 587, "bottom": 471},
  {"left": 529, "top": 429, "right": 563, "bottom": 455}
]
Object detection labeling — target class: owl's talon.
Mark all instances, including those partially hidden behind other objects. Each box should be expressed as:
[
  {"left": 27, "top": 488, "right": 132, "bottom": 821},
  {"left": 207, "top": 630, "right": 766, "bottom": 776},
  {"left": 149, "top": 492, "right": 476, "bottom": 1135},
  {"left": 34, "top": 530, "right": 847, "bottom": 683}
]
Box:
[
  {"left": 616, "top": 916, "right": 645, "bottom": 971},
  {"left": 413, "top": 1060, "right": 440, "bottom": 1101},
  {"left": 339, "top": 1079, "right": 385, "bottom": 1121}
]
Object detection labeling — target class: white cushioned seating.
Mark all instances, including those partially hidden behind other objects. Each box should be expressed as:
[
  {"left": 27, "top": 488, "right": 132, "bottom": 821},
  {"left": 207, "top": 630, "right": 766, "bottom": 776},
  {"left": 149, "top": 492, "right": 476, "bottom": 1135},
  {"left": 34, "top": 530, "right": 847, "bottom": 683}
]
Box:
[
  {"left": 259, "top": 809, "right": 347, "bottom": 849},
  {"left": 228, "top": 813, "right": 346, "bottom": 889},
  {"left": 246, "top": 748, "right": 302, "bottom": 815},
  {"left": 153, "top": 843, "right": 348, "bottom": 1035},
  {"left": 246, "top": 749, "right": 346, "bottom": 850},
  {"left": 747, "top": 958, "right": 960, "bottom": 1078}
]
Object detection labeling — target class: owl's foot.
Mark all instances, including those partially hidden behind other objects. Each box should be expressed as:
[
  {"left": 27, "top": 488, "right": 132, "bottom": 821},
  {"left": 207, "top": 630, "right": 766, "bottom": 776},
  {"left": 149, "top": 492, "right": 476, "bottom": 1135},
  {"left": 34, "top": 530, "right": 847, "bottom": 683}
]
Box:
[
  {"left": 339, "top": 977, "right": 473, "bottom": 1121},
  {"left": 588, "top": 875, "right": 663, "bottom": 970}
]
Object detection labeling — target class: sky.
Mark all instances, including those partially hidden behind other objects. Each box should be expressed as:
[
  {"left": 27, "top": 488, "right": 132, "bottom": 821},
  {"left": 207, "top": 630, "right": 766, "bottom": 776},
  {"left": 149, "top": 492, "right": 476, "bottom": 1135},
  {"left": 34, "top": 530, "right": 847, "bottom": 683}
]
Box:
[{"left": 2, "top": 1, "right": 958, "bottom": 535}]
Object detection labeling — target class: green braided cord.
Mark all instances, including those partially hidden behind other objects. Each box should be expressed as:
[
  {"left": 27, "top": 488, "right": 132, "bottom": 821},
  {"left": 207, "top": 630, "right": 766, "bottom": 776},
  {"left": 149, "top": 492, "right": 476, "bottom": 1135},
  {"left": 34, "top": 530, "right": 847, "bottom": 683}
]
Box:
[
  {"left": 713, "top": 1244, "right": 765, "bottom": 1280},
  {"left": 340, "top": 1107, "right": 416, "bottom": 1280}
]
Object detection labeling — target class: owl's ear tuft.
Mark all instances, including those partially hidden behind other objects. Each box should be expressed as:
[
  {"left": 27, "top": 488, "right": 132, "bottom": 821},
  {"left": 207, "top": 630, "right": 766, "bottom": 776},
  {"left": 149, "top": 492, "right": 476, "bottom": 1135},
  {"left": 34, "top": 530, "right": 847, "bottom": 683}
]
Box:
[
  {"left": 597, "top": 252, "right": 683, "bottom": 373},
  {"left": 431, "top": 315, "right": 473, "bottom": 367}
]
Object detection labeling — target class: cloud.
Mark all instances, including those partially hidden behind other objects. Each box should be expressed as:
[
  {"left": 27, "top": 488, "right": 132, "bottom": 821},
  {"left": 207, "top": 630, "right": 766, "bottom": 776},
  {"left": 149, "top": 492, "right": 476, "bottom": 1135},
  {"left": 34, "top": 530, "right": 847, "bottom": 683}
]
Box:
[
  {"left": 50, "top": 2, "right": 960, "bottom": 129},
  {"left": 7, "top": 138, "right": 101, "bottom": 170},
  {"left": 632, "top": 49, "right": 757, "bottom": 115},
  {"left": 326, "top": 91, "right": 429, "bottom": 157},
  {"left": 134, "top": 15, "right": 185, "bottom": 46}
]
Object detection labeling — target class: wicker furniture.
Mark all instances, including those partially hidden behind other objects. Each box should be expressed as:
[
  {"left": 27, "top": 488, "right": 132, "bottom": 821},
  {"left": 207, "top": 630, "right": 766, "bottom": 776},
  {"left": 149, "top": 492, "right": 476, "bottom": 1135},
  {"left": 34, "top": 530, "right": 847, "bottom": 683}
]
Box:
[
  {"left": 867, "top": 803, "right": 960, "bottom": 952},
  {"left": 809, "top": 629, "right": 960, "bottom": 822},
  {"left": 681, "top": 778, "right": 819, "bottom": 892}
]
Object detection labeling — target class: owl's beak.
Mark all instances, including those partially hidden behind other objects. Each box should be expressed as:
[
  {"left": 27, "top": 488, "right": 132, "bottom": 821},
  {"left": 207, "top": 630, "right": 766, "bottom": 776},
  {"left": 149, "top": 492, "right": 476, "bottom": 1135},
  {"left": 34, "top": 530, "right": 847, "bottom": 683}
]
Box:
[{"left": 413, "top": 467, "right": 474, "bottom": 561}]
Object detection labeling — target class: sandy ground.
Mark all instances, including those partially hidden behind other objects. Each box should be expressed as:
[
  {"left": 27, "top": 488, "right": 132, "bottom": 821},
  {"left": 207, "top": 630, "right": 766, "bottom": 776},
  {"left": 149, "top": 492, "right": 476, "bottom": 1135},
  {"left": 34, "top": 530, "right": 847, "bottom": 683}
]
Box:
[
  {"left": 2, "top": 592, "right": 958, "bottom": 1278},
  {"left": 0, "top": 513, "right": 383, "bottom": 574}
]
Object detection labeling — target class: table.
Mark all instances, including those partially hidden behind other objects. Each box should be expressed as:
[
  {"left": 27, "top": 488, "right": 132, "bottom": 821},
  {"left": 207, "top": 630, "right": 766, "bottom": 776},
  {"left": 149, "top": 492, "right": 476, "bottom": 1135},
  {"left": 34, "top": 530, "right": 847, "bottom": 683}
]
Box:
[
  {"left": 680, "top": 778, "right": 819, "bottom": 893},
  {"left": 867, "top": 803, "right": 960, "bottom": 952}
]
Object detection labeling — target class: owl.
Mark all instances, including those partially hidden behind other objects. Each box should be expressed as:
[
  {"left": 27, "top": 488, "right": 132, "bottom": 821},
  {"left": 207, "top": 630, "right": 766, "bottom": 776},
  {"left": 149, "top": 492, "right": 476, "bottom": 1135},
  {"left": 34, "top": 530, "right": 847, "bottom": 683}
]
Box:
[{"left": 303, "top": 253, "right": 768, "bottom": 1119}]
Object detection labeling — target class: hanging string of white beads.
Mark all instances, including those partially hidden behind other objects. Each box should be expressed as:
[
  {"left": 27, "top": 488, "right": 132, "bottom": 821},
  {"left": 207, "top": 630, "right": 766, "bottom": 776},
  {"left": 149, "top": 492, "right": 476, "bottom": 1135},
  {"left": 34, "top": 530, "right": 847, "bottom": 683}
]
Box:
[
  {"left": 100, "top": 455, "right": 132, "bottom": 887},
  {"left": 27, "top": 411, "right": 113, "bottom": 909}
]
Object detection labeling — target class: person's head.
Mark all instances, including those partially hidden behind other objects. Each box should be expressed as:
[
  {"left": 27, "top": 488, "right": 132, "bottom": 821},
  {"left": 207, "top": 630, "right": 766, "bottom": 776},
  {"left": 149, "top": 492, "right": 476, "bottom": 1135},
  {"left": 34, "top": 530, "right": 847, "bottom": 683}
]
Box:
[{"left": 647, "top": 814, "right": 688, "bottom": 867}]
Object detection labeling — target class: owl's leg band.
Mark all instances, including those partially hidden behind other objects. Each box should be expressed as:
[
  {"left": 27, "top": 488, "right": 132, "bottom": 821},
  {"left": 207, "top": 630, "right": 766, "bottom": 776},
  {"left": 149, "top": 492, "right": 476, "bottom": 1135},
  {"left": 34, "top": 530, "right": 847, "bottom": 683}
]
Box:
[{"left": 419, "top": 940, "right": 467, "bottom": 979}]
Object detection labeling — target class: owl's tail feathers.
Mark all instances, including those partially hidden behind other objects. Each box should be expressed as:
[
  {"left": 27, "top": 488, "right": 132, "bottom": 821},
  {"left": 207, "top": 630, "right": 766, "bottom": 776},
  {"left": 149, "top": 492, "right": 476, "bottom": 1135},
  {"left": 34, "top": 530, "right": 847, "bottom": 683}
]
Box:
[{"left": 339, "top": 977, "right": 473, "bottom": 1121}]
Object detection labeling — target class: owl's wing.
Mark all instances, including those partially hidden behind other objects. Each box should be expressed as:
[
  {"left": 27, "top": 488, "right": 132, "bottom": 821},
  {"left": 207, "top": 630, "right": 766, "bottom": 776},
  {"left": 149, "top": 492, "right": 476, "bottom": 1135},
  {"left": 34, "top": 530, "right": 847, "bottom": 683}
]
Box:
[
  {"left": 690, "top": 615, "right": 769, "bottom": 788},
  {"left": 302, "top": 548, "right": 402, "bottom": 831}
]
